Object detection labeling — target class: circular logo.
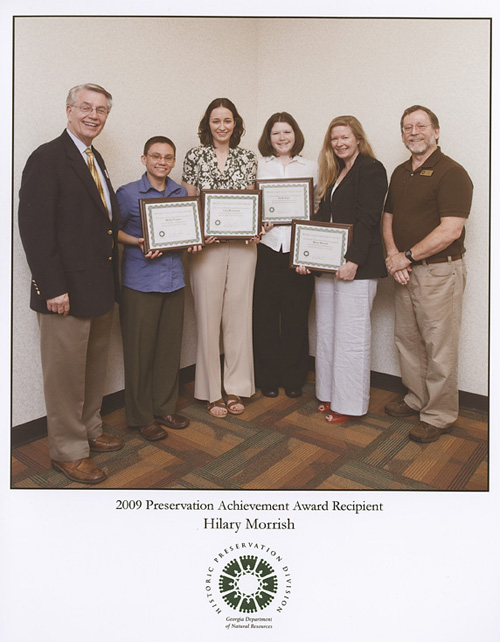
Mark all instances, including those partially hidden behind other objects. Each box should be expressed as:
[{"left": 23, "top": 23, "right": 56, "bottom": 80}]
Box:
[
  {"left": 205, "top": 542, "right": 291, "bottom": 622},
  {"left": 159, "top": 230, "right": 165, "bottom": 237},
  {"left": 219, "top": 555, "right": 278, "bottom": 613}
]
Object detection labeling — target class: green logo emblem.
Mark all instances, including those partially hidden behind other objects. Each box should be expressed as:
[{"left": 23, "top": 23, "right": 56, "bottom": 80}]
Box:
[{"left": 218, "top": 555, "right": 278, "bottom": 613}]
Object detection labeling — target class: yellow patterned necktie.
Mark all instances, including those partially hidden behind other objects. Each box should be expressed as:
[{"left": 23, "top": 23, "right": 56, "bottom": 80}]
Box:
[{"left": 85, "top": 147, "right": 110, "bottom": 219}]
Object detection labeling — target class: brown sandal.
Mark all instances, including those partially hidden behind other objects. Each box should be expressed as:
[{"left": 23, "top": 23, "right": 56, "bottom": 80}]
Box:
[
  {"left": 226, "top": 394, "right": 245, "bottom": 415},
  {"left": 207, "top": 398, "right": 228, "bottom": 418}
]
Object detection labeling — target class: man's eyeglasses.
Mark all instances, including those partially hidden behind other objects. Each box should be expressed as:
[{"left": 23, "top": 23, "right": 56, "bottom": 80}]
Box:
[
  {"left": 402, "top": 123, "right": 432, "bottom": 134},
  {"left": 71, "top": 103, "right": 110, "bottom": 117}
]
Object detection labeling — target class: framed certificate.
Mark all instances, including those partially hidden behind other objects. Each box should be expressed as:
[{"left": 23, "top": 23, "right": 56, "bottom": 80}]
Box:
[
  {"left": 257, "top": 177, "right": 314, "bottom": 225},
  {"left": 201, "top": 189, "right": 262, "bottom": 239},
  {"left": 290, "top": 220, "right": 353, "bottom": 273},
  {"left": 139, "top": 196, "right": 204, "bottom": 253}
]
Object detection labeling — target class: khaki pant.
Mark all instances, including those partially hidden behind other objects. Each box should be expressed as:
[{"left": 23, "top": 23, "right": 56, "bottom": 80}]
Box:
[
  {"left": 189, "top": 242, "right": 256, "bottom": 403},
  {"left": 394, "top": 258, "right": 466, "bottom": 428},
  {"left": 38, "top": 308, "right": 114, "bottom": 461}
]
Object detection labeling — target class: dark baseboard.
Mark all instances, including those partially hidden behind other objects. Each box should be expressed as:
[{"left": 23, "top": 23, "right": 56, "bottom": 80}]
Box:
[
  {"left": 11, "top": 363, "right": 199, "bottom": 449},
  {"left": 12, "top": 363, "right": 488, "bottom": 449},
  {"left": 101, "top": 389, "right": 125, "bottom": 416},
  {"left": 12, "top": 415, "right": 48, "bottom": 449},
  {"left": 370, "top": 370, "right": 406, "bottom": 394},
  {"left": 458, "top": 390, "right": 489, "bottom": 414},
  {"left": 369, "top": 370, "right": 488, "bottom": 414}
]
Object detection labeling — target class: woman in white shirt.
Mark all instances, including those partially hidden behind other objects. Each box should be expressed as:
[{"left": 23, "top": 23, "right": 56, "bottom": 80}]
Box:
[{"left": 254, "top": 113, "right": 318, "bottom": 398}]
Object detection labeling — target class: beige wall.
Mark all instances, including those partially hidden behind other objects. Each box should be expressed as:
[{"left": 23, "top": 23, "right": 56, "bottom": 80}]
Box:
[{"left": 12, "top": 17, "right": 490, "bottom": 426}]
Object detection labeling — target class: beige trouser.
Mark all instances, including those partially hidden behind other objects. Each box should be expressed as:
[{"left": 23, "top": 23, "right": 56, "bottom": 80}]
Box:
[
  {"left": 394, "top": 258, "right": 466, "bottom": 429},
  {"left": 189, "top": 242, "right": 257, "bottom": 403},
  {"left": 38, "top": 308, "right": 114, "bottom": 461}
]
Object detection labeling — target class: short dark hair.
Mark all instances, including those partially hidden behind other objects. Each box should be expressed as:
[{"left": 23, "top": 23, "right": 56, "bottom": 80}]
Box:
[
  {"left": 258, "top": 112, "right": 305, "bottom": 158},
  {"left": 198, "top": 98, "right": 244, "bottom": 148},
  {"left": 143, "top": 136, "right": 176, "bottom": 156},
  {"left": 400, "top": 105, "right": 440, "bottom": 131}
]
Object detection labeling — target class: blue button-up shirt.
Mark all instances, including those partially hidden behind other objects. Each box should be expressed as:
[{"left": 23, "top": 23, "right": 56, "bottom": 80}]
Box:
[{"left": 117, "top": 173, "right": 187, "bottom": 293}]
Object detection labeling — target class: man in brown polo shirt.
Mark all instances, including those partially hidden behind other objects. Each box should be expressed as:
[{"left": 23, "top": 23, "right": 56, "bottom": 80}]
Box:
[{"left": 382, "top": 105, "right": 473, "bottom": 443}]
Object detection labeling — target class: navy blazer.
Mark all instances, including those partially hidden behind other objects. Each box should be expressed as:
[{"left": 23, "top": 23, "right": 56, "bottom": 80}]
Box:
[
  {"left": 18, "top": 130, "right": 120, "bottom": 317},
  {"left": 315, "top": 154, "right": 388, "bottom": 279}
]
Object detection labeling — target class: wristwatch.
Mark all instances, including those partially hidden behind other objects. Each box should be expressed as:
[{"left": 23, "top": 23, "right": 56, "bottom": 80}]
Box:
[{"left": 405, "top": 249, "right": 416, "bottom": 264}]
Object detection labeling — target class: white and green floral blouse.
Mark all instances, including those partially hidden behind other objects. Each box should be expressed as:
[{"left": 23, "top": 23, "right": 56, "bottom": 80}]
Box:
[{"left": 182, "top": 145, "right": 257, "bottom": 190}]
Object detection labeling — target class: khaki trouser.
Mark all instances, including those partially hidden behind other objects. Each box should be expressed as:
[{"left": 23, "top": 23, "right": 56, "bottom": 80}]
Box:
[
  {"left": 38, "top": 308, "right": 114, "bottom": 461},
  {"left": 394, "top": 258, "right": 466, "bottom": 429},
  {"left": 189, "top": 242, "right": 257, "bottom": 403}
]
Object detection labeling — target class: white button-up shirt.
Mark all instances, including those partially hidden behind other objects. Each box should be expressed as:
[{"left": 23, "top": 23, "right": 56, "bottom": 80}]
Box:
[
  {"left": 66, "top": 128, "right": 112, "bottom": 217},
  {"left": 257, "top": 155, "right": 318, "bottom": 253}
]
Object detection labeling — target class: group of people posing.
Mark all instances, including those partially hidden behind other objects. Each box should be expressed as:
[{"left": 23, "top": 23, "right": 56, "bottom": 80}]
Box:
[
  {"left": 119, "top": 98, "right": 388, "bottom": 432},
  {"left": 18, "top": 84, "right": 473, "bottom": 485}
]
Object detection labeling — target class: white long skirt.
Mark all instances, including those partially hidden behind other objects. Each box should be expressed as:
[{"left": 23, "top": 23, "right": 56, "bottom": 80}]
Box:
[{"left": 315, "top": 274, "right": 378, "bottom": 416}]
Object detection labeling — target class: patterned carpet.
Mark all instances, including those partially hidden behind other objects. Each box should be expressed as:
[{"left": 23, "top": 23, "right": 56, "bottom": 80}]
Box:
[{"left": 11, "top": 379, "right": 488, "bottom": 490}]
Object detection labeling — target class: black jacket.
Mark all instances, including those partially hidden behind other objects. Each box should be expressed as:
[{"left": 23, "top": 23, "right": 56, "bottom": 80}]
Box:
[
  {"left": 18, "top": 130, "right": 120, "bottom": 316},
  {"left": 315, "top": 153, "right": 388, "bottom": 279}
]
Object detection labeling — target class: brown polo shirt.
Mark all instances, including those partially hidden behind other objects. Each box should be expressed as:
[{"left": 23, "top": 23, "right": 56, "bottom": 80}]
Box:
[{"left": 385, "top": 147, "right": 473, "bottom": 259}]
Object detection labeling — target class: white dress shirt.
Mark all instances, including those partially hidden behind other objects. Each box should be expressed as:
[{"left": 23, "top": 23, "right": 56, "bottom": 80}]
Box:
[
  {"left": 257, "top": 155, "right": 318, "bottom": 253},
  {"left": 66, "top": 128, "right": 112, "bottom": 217}
]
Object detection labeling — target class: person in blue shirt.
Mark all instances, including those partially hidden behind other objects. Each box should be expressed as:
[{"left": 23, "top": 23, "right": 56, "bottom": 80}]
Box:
[{"left": 117, "top": 136, "right": 190, "bottom": 441}]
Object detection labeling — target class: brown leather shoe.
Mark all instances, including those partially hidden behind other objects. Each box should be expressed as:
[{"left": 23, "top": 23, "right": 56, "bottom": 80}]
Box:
[
  {"left": 88, "top": 433, "right": 124, "bottom": 452},
  {"left": 409, "top": 422, "right": 451, "bottom": 443},
  {"left": 385, "top": 396, "right": 419, "bottom": 417},
  {"left": 51, "top": 458, "right": 107, "bottom": 484},
  {"left": 139, "top": 422, "right": 168, "bottom": 441},
  {"left": 154, "top": 414, "right": 190, "bottom": 430}
]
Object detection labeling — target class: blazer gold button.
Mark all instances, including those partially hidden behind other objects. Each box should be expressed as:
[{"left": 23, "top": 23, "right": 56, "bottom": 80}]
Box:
[
  {"left": 108, "top": 256, "right": 112, "bottom": 261},
  {"left": 107, "top": 229, "right": 112, "bottom": 235}
]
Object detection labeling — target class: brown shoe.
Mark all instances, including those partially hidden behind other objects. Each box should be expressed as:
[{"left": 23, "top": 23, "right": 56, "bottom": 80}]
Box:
[
  {"left": 51, "top": 458, "right": 107, "bottom": 484},
  {"left": 385, "top": 396, "right": 419, "bottom": 417},
  {"left": 226, "top": 395, "right": 245, "bottom": 415},
  {"left": 139, "top": 422, "right": 168, "bottom": 441},
  {"left": 409, "top": 421, "right": 451, "bottom": 443},
  {"left": 88, "top": 433, "right": 124, "bottom": 452},
  {"left": 154, "top": 414, "right": 190, "bottom": 430},
  {"left": 207, "top": 399, "right": 228, "bottom": 418}
]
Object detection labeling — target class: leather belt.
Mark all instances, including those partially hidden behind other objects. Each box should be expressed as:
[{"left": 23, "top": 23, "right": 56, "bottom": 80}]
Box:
[{"left": 418, "top": 254, "right": 463, "bottom": 266}]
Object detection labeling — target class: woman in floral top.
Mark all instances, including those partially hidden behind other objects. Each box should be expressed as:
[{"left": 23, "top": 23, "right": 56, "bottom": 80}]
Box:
[{"left": 182, "top": 98, "right": 258, "bottom": 417}]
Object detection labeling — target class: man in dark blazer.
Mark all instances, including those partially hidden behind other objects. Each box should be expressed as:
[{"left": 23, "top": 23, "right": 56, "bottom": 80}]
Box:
[{"left": 18, "top": 83, "right": 123, "bottom": 484}]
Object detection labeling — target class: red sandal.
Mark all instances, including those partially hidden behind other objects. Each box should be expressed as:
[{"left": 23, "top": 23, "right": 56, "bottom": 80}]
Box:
[{"left": 325, "top": 411, "right": 352, "bottom": 423}]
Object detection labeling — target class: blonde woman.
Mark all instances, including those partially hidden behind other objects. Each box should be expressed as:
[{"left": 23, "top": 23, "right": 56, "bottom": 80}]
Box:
[{"left": 314, "top": 116, "right": 387, "bottom": 423}]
